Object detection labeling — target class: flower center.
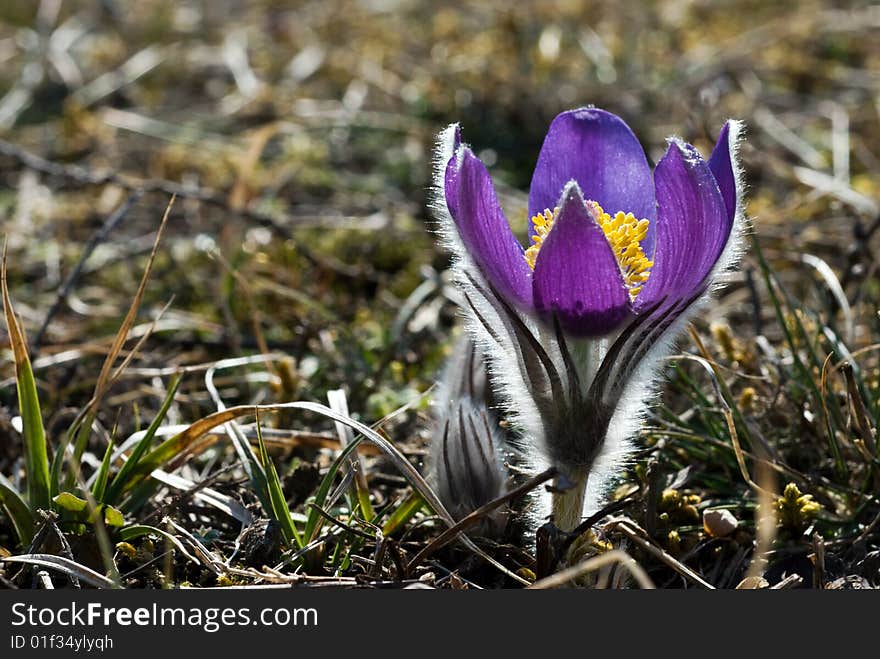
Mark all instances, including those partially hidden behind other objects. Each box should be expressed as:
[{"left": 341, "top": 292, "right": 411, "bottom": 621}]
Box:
[{"left": 524, "top": 200, "right": 653, "bottom": 298}]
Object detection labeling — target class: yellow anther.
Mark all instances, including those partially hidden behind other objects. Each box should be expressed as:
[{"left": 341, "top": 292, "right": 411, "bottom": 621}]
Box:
[
  {"left": 524, "top": 200, "right": 653, "bottom": 300},
  {"left": 524, "top": 208, "right": 556, "bottom": 269}
]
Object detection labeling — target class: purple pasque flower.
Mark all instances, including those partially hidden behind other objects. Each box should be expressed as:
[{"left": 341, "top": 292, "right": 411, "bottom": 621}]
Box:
[
  {"left": 432, "top": 107, "right": 745, "bottom": 531},
  {"left": 443, "top": 107, "right": 739, "bottom": 336}
]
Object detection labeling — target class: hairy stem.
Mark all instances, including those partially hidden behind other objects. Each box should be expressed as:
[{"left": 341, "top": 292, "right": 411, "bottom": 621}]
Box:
[{"left": 551, "top": 470, "right": 589, "bottom": 532}]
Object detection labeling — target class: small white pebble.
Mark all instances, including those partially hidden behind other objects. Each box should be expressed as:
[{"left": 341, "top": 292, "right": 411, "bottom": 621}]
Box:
[{"left": 703, "top": 508, "right": 739, "bottom": 537}]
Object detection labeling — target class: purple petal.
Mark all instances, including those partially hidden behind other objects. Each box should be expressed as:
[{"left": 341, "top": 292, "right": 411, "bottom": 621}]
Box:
[
  {"left": 445, "top": 147, "right": 533, "bottom": 307},
  {"left": 451, "top": 124, "right": 462, "bottom": 151},
  {"left": 636, "top": 140, "right": 731, "bottom": 310},
  {"left": 532, "top": 182, "right": 631, "bottom": 336},
  {"left": 708, "top": 121, "right": 737, "bottom": 224},
  {"left": 528, "top": 108, "right": 657, "bottom": 254}
]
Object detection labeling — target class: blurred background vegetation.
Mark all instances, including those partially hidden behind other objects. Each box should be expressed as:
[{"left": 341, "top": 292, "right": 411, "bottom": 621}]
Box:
[{"left": 0, "top": 0, "right": 878, "bottom": 588}]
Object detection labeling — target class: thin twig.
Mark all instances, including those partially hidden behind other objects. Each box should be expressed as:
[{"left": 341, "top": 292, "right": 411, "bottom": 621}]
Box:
[
  {"left": 306, "top": 502, "right": 375, "bottom": 542},
  {"left": 36, "top": 510, "right": 81, "bottom": 588},
  {"left": 32, "top": 191, "right": 142, "bottom": 351},
  {"left": 605, "top": 517, "right": 716, "bottom": 589}
]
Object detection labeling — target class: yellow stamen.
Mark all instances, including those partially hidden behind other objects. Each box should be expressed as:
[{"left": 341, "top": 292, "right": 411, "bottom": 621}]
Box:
[
  {"left": 524, "top": 200, "right": 653, "bottom": 300},
  {"left": 524, "top": 208, "right": 555, "bottom": 269}
]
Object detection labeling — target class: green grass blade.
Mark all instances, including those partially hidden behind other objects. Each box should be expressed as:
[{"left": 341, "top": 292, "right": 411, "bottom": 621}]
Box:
[
  {"left": 255, "top": 412, "right": 302, "bottom": 548},
  {"left": 105, "top": 373, "right": 182, "bottom": 503},
  {"left": 0, "top": 475, "right": 35, "bottom": 545},
  {"left": 49, "top": 432, "right": 68, "bottom": 502},
  {"left": 2, "top": 246, "right": 51, "bottom": 513},
  {"left": 64, "top": 415, "right": 94, "bottom": 492},
  {"left": 220, "top": 422, "right": 272, "bottom": 513},
  {"left": 304, "top": 437, "right": 365, "bottom": 542},
  {"left": 381, "top": 492, "right": 424, "bottom": 536},
  {"left": 12, "top": 358, "right": 52, "bottom": 512},
  {"left": 752, "top": 236, "right": 845, "bottom": 474},
  {"left": 204, "top": 361, "right": 275, "bottom": 515},
  {"left": 118, "top": 481, "right": 157, "bottom": 515},
  {"left": 91, "top": 441, "right": 114, "bottom": 503}
]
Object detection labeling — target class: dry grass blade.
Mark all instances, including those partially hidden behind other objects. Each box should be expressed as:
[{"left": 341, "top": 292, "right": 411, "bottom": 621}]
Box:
[
  {"left": 62, "top": 195, "right": 175, "bottom": 487},
  {"left": 1, "top": 554, "right": 118, "bottom": 589},
  {"left": 163, "top": 517, "right": 224, "bottom": 575},
  {"left": 528, "top": 549, "right": 655, "bottom": 589},
  {"left": 148, "top": 470, "right": 253, "bottom": 524},
  {"left": 800, "top": 253, "right": 854, "bottom": 343},
  {"left": 129, "top": 406, "right": 270, "bottom": 485},
  {"left": 744, "top": 458, "right": 779, "bottom": 582},
  {"left": 204, "top": 358, "right": 271, "bottom": 514},
  {"left": 841, "top": 361, "right": 878, "bottom": 456},
  {"left": 86, "top": 195, "right": 175, "bottom": 412},
  {"left": 2, "top": 239, "right": 51, "bottom": 514},
  {"left": 327, "top": 388, "right": 374, "bottom": 522},
  {"left": 106, "top": 298, "right": 174, "bottom": 388}
]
